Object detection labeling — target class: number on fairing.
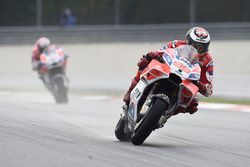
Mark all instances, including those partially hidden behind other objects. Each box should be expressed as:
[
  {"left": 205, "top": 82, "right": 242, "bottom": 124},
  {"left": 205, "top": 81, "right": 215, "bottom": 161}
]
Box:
[{"left": 134, "top": 88, "right": 141, "bottom": 99}]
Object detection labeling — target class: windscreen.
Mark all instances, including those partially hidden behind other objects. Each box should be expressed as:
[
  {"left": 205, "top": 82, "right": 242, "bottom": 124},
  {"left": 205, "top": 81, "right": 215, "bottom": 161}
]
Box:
[{"left": 175, "top": 45, "right": 198, "bottom": 65}]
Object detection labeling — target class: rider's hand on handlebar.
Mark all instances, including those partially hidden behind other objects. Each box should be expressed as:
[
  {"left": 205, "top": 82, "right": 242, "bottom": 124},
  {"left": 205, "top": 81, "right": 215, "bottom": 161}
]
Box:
[
  {"left": 142, "top": 54, "right": 153, "bottom": 62},
  {"left": 138, "top": 52, "right": 164, "bottom": 71},
  {"left": 155, "top": 56, "right": 164, "bottom": 63},
  {"left": 138, "top": 56, "right": 150, "bottom": 70},
  {"left": 144, "top": 52, "right": 158, "bottom": 60},
  {"left": 143, "top": 52, "right": 164, "bottom": 63}
]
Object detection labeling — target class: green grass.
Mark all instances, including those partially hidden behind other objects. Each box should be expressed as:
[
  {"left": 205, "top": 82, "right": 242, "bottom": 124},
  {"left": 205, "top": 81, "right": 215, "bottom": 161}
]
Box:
[
  {"left": 68, "top": 89, "right": 250, "bottom": 105},
  {"left": 200, "top": 96, "right": 250, "bottom": 105},
  {"left": 70, "top": 89, "right": 250, "bottom": 106}
]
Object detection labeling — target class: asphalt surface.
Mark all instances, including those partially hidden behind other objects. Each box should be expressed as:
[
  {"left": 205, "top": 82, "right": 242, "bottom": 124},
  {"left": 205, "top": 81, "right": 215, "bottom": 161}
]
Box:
[{"left": 0, "top": 91, "right": 250, "bottom": 167}]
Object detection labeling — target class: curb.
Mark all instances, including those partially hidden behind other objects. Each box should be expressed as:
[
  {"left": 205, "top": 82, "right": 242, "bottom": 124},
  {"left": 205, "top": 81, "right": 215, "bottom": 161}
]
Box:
[
  {"left": 199, "top": 102, "right": 250, "bottom": 113},
  {"left": 80, "top": 95, "right": 250, "bottom": 113}
]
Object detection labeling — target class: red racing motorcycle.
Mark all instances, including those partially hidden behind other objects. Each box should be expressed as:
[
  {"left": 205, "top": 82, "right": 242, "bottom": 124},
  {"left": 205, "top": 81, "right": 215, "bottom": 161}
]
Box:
[
  {"left": 39, "top": 45, "right": 69, "bottom": 103},
  {"left": 115, "top": 45, "right": 201, "bottom": 145}
]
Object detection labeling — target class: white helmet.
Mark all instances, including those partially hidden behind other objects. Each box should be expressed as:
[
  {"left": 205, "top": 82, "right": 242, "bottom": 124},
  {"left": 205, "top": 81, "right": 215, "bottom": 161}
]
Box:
[
  {"left": 36, "top": 37, "right": 50, "bottom": 51},
  {"left": 186, "top": 27, "right": 210, "bottom": 54}
]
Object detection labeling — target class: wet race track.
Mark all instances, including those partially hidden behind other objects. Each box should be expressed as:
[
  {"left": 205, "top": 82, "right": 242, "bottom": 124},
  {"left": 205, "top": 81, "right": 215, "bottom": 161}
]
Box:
[
  {"left": 1, "top": 41, "right": 250, "bottom": 167},
  {"left": 1, "top": 91, "right": 250, "bottom": 167}
]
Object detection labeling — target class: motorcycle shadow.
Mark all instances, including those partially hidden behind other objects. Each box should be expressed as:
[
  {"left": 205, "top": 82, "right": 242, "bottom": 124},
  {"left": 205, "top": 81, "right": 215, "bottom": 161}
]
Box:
[{"left": 114, "top": 140, "right": 198, "bottom": 149}]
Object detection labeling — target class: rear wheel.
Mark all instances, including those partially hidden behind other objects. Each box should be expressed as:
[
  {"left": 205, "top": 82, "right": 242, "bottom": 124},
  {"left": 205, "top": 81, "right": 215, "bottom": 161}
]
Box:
[{"left": 131, "top": 98, "right": 169, "bottom": 145}]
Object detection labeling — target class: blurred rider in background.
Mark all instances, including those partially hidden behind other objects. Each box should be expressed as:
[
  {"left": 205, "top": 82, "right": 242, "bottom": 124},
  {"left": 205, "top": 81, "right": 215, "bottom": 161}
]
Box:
[
  {"left": 123, "top": 27, "right": 214, "bottom": 119},
  {"left": 31, "top": 37, "right": 68, "bottom": 79}
]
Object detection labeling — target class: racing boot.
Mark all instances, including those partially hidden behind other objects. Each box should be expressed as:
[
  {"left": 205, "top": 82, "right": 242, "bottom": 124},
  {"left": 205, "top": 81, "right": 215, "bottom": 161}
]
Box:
[{"left": 186, "top": 96, "right": 199, "bottom": 114}]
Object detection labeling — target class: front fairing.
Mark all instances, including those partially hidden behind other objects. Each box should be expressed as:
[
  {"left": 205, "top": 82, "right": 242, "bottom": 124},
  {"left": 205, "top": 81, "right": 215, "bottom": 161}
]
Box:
[
  {"left": 140, "top": 59, "right": 170, "bottom": 83},
  {"left": 40, "top": 47, "right": 67, "bottom": 70},
  {"left": 162, "top": 48, "right": 201, "bottom": 81}
]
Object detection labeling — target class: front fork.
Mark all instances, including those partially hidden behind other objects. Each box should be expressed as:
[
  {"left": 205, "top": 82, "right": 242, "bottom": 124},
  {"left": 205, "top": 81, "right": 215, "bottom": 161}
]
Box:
[
  {"left": 150, "top": 94, "right": 171, "bottom": 128},
  {"left": 121, "top": 105, "right": 134, "bottom": 134},
  {"left": 125, "top": 93, "right": 171, "bottom": 132},
  {"left": 42, "top": 67, "right": 68, "bottom": 87},
  {"left": 40, "top": 73, "right": 53, "bottom": 91}
]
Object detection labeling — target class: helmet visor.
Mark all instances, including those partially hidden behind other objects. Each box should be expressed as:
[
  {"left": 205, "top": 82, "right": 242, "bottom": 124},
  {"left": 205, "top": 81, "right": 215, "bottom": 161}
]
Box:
[{"left": 191, "top": 42, "right": 205, "bottom": 54}]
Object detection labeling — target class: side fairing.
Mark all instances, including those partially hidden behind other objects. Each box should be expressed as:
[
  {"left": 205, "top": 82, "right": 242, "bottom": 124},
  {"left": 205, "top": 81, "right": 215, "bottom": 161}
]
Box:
[
  {"left": 128, "top": 62, "right": 170, "bottom": 122},
  {"left": 128, "top": 80, "right": 147, "bottom": 121}
]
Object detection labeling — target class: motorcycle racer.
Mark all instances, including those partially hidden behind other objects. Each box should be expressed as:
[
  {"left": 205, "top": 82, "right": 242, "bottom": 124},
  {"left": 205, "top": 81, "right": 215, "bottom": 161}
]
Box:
[
  {"left": 31, "top": 37, "right": 69, "bottom": 103},
  {"left": 123, "top": 27, "right": 214, "bottom": 115},
  {"left": 31, "top": 37, "right": 68, "bottom": 72},
  {"left": 31, "top": 37, "right": 69, "bottom": 83}
]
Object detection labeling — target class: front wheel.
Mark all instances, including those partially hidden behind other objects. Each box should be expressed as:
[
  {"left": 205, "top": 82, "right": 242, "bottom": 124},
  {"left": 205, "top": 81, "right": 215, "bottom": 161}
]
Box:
[
  {"left": 131, "top": 98, "right": 169, "bottom": 145},
  {"left": 53, "top": 77, "right": 68, "bottom": 103}
]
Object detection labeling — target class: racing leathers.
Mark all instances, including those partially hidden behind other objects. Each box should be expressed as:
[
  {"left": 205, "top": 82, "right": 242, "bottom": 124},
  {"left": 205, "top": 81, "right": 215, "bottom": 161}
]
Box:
[
  {"left": 123, "top": 40, "right": 214, "bottom": 115},
  {"left": 31, "top": 45, "right": 43, "bottom": 71},
  {"left": 31, "top": 44, "right": 64, "bottom": 71}
]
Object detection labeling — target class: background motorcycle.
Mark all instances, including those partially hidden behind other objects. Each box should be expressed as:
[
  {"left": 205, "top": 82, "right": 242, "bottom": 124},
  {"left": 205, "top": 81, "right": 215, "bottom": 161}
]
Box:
[
  {"left": 115, "top": 45, "right": 200, "bottom": 145},
  {"left": 38, "top": 45, "right": 69, "bottom": 103}
]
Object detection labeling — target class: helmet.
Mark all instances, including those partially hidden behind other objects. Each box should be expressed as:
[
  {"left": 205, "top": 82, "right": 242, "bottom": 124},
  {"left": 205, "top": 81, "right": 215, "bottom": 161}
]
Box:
[
  {"left": 35, "top": 37, "right": 50, "bottom": 52},
  {"left": 186, "top": 27, "right": 210, "bottom": 54}
]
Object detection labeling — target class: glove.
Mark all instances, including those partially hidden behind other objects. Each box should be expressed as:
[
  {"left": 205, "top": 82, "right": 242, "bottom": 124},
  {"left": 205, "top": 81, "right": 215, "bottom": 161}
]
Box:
[
  {"left": 137, "top": 52, "right": 161, "bottom": 70},
  {"left": 145, "top": 52, "right": 159, "bottom": 60},
  {"left": 155, "top": 56, "right": 164, "bottom": 63}
]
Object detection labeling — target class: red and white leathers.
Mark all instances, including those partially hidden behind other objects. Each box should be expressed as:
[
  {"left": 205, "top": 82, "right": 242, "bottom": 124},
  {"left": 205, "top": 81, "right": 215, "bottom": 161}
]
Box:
[
  {"left": 123, "top": 40, "right": 214, "bottom": 114},
  {"left": 31, "top": 45, "right": 42, "bottom": 70}
]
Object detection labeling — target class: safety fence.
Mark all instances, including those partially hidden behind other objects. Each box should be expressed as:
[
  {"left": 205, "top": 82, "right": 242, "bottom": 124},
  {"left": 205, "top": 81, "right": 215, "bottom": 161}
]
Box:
[{"left": 0, "top": 22, "right": 250, "bottom": 44}]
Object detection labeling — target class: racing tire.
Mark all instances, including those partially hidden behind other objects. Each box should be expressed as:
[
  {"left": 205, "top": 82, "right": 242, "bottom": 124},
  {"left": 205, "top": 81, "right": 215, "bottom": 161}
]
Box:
[
  {"left": 131, "top": 98, "right": 168, "bottom": 145},
  {"left": 54, "top": 77, "right": 68, "bottom": 103}
]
